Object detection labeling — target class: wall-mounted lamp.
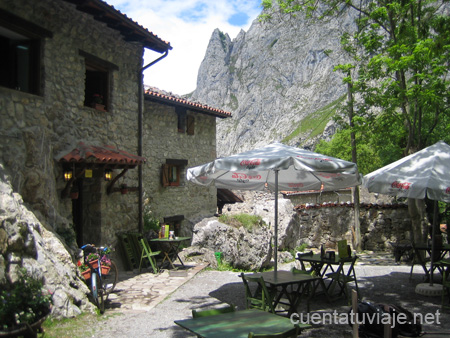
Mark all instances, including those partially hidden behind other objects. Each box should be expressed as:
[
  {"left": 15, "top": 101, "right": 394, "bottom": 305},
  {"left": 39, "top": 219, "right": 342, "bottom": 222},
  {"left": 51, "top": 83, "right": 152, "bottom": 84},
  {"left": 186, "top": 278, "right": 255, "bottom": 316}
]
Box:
[
  {"left": 104, "top": 169, "right": 112, "bottom": 181},
  {"left": 64, "top": 170, "right": 73, "bottom": 182}
]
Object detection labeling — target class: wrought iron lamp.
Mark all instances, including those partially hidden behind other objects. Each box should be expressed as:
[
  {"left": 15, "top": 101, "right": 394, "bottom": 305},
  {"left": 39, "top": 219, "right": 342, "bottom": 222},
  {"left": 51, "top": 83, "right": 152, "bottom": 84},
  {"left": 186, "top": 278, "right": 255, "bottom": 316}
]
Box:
[{"left": 104, "top": 169, "right": 112, "bottom": 181}]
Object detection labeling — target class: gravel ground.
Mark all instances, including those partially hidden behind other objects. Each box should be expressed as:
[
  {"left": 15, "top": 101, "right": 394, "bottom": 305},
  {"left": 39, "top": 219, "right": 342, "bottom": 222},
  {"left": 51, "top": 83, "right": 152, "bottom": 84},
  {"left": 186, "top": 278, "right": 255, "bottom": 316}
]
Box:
[{"left": 87, "top": 253, "right": 450, "bottom": 337}]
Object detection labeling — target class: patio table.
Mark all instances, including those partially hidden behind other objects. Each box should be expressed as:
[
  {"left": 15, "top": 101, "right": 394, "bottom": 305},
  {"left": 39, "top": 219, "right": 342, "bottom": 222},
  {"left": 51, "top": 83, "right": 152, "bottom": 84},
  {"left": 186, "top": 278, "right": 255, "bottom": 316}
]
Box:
[
  {"left": 174, "top": 308, "right": 311, "bottom": 338},
  {"left": 150, "top": 237, "right": 191, "bottom": 269},
  {"left": 296, "top": 253, "right": 352, "bottom": 277},
  {"left": 296, "top": 253, "right": 358, "bottom": 297},
  {"left": 243, "top": 270, "right": 325, "bottom": 315}
]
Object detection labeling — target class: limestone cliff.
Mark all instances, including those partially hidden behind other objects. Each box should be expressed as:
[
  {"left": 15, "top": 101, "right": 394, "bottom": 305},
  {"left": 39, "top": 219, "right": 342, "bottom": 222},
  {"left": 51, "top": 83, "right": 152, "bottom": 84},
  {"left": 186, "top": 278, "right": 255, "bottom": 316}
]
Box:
[{"left": 192, "top": 6, "right": 357, "bottom": 156}]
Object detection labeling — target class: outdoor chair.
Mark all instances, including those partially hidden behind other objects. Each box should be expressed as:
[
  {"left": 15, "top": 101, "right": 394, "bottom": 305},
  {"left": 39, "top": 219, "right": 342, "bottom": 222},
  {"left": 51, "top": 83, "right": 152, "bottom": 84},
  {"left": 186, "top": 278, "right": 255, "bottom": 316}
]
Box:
[
  {"left": 138, "top": 238, "right": 161, "bottom": 274},
  {"left": 295, "top": 252, "right": 316, "bottom": 275},
  {"left": 240, "top": 273, "right": 276, "bottom": 313},
  {"left": 325, "top": 255, "right": 359, "bottom": 300},
  {"left": 248, "top": 324, "right": 300, "bottom": 338},
  {"left": 192, "top": 304, "right": 236, "bottom": 318},
  {"left": 409, "top": 243, "right": 444, "bottom": 281},
  {"left": 440, "top": 259, "right": 450, "bottom": 311}
]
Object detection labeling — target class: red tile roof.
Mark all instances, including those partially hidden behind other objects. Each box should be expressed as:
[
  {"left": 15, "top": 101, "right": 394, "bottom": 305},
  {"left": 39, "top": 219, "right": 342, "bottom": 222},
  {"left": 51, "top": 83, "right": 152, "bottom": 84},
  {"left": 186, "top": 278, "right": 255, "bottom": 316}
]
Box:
[
  {"left": 145, "top": 87, "right": 232, "bottom": 118},
  {"left": 58, "top": 142, "right": 145, "bottom": 167},
  {"left": 63, "top": 0, "right": 171, "bottom": 53}
]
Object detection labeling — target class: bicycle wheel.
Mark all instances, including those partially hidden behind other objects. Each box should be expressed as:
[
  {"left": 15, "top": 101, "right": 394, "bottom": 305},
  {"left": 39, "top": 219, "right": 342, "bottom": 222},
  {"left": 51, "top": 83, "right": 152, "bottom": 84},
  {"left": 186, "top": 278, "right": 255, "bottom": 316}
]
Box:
[
  {"left": 91, "top": 271, "right": 105, "bottom": 313},
  {"left": 102, "top": 260, "right": 118, "bottom": 297},
  {"left": 97, "top": 288, "right": 105, "bottom": 314}
]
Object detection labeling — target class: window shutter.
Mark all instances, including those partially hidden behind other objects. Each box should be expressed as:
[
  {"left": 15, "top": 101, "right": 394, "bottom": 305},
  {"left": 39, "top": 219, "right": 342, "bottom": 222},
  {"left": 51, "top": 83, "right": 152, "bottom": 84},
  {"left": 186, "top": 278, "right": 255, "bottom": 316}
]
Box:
[
  {"left": 187, "top": 115, "right": 195, "bottom": 135},
  {"left": 161, "top": 164, "right": 169, "bottom": 187}
]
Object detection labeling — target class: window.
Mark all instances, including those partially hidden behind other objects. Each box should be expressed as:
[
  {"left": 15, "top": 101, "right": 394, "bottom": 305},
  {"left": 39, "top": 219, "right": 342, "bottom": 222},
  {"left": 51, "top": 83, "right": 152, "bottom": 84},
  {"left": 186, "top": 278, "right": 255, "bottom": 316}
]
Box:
[
  {"left": 164, "top": 215, "right": 184, "bottom": 236},
  {"left": 187, "top": 115, "right": 195, "bottom": 135},
  {"left": 80, "top": 51, "right": 118, "bottom": 111},
  {"left": 176, "top": 107, "right": 195, "bottom": 135},
  {"left": 0, "top": 10, "right": 51, "bottom": 95},
  {"left": 161, "top": 159, "right": 188, "bottom": 187},
  {"left": 177, "top": 107, "right": 186, "bottom": 133}
]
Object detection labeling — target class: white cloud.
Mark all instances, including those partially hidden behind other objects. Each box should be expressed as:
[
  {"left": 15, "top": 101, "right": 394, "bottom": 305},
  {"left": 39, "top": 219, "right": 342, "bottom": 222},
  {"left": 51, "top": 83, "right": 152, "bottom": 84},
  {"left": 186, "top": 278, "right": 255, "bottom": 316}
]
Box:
[{"left": 105, "top": 0, "right": 262, "bottom": 95}]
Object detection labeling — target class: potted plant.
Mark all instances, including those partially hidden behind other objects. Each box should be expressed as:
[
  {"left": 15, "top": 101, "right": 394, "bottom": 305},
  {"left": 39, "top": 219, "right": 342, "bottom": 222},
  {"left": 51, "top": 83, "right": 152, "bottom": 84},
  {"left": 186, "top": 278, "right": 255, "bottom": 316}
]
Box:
[
  {"left": 86, "top": 253, "right": 100, "bottom": 269},
  {"left": 78, "top": 263, "right": 91, "bottom": 280},
  {"left": 100, "top": 255, "right": 111, "bottom": 275},
  {"left": 91, "top": 94, "right": 105, "bottom": 111},
  {"left": 120, "top": 183, "right": 128, "bottom": 194},
  {"left": 0, "top": 268, "right": 52, "bottom": 334}
]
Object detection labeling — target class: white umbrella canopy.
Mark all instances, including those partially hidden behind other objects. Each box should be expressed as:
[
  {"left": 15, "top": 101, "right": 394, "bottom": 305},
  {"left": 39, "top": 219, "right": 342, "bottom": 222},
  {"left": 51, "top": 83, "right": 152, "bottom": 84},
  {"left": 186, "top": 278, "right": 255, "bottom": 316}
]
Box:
[
  {"left": 187, "top": 142, "right": 362, "bottom": 271},
  {"left": 187, "top": 142, "right": 361, "bottom": 192},
  {"left": 363, "top": 140, "right": 450, "bottom": 202},
  {"left": 363, "top": 140, "right": 450, "bottom": 284}
]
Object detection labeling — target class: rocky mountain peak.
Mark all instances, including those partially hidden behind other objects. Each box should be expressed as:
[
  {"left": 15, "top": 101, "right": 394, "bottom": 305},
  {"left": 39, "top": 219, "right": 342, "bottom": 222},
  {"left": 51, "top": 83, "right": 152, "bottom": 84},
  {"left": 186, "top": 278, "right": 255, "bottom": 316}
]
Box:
[{"left": 192, "top": 6, "right": 357, "bottom": 156}]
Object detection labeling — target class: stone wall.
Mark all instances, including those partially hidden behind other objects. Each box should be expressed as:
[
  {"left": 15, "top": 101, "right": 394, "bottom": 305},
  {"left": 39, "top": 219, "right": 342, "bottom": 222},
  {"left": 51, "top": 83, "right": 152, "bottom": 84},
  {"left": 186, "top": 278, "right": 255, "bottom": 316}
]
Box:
[
  {"left": 142, "top": 100, "right": 218, "bottom": 235},
  {"left": 225, "top": 190, "right": 412, "bottom": 252},
  {"left": 0, "top": 0, "right": 144, "bottom": 249},
  {"left": 294, "top": 203, "right": 411, "bottom": 251}
]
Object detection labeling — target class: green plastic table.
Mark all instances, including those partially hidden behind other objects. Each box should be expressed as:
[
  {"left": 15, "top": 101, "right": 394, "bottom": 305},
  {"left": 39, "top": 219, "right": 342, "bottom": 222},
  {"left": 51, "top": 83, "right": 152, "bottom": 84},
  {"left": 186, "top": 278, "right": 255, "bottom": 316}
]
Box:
[
  {"left": 150, "top": 237, "right": 191, "bottom": 269},
  {"left": 244, "top": 270, "right": 325, "bottom": 314},
  {"left": 296, "top": 253, "right": 353, "bottom": 277},
  {"left": 174, "top": 309, "right": 311, "bottom": 338}
]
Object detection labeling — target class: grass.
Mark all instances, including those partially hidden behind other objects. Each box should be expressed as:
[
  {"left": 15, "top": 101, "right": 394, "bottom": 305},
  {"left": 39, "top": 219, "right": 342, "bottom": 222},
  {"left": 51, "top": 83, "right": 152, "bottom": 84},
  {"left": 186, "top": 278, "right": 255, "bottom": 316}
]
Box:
[
  {"left": 218, "top": 213, "right": 265, "bottom": 232},
  {"left": 282, "top": 94, "right": 346, "bottom": 144},
  {"left": 40, "top": 312, "right": 121, "bottom": 338}
]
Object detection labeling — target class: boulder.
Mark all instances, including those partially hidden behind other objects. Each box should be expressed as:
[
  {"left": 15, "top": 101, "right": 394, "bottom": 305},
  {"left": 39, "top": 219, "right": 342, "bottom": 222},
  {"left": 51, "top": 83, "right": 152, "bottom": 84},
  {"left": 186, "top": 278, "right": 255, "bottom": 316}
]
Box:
[
  {"left": 191, "top": 217, "right": 272, "bottom": 271},
  {"left": 0, "top": 164, "right": 95, "bottom": 318}
]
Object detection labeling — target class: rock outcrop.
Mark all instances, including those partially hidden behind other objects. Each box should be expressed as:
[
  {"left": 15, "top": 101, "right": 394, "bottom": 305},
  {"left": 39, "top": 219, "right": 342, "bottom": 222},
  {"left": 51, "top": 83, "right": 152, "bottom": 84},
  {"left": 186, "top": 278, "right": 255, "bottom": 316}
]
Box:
[
  {"left": 192, "top": 5, "right": 357, "bottom": 156},
  {"left": 0, "top": 164, "right": 95, "bottom": 318},
  {"left": 191, "top": 217, "right": 272, "bottom": 270}
]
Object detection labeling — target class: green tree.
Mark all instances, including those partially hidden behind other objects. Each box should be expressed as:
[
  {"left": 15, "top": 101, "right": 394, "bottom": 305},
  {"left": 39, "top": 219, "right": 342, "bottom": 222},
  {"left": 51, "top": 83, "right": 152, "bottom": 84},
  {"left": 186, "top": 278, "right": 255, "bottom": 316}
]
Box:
[
  {"left": 262, "top": 0, "right": 450, "bottom": 245},
  {"left": 262, "top": 0, "right": 450, "bottom": 155}
]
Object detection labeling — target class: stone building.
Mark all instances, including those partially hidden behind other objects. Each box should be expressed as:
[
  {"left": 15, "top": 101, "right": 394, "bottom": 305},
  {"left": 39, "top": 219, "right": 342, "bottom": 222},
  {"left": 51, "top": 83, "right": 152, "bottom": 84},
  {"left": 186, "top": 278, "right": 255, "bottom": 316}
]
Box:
[{"left": 0, "top": 0, "right": 230, "bottom": 252}]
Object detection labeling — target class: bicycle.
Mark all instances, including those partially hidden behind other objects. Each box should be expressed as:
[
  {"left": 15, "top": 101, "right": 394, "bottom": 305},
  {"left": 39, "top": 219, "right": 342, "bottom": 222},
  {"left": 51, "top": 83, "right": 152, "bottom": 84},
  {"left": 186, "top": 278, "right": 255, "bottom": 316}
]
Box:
[{"left": 79, "top": 244, "right": 118, "bottom": 313}]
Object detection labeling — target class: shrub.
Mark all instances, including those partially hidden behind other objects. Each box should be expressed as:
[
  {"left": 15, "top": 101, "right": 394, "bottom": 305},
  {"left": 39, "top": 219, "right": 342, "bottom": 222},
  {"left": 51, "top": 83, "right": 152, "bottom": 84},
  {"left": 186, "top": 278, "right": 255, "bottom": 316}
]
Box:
[{"left": 0, "top": 268, "right": 52, "bottom": 330}]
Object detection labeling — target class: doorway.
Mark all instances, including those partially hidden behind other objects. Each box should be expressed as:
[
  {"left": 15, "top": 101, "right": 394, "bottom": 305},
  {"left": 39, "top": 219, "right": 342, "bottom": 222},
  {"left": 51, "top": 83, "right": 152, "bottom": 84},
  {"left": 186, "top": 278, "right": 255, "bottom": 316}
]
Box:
[{"left": 72, "top": 174, "right": 102, "bottom": 247}]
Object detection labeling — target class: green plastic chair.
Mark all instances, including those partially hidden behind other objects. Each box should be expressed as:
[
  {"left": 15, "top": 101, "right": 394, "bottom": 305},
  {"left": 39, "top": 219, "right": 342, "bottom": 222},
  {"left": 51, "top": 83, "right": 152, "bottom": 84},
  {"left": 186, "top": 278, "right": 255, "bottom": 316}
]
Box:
[
  {"left": 441, "top": 259, "right": 450, "bottom": 311},
  {"left": 139, "top": 238, "right": 161, "bottom": 273},
  {"left": 248, "top": 324, "right": 300, "bottom": 338},
  {"left": 325, "top": 255, "right": 359, "bottom": 300},
  {"left": 240, "top": 273, "right": 276, "bottom": 313},
  {"left": 192, "top": 304, "right": 236, "bottom": 318}
]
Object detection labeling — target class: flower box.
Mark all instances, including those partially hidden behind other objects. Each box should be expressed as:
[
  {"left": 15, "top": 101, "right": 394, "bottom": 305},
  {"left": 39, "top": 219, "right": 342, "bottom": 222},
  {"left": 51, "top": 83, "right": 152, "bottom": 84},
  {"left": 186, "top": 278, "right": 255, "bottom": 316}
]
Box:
[
  {"left": 92, "top": 103, "right": 106, "bottom": 111},
  {"left": 89, "top": 259, "right": 99, "bottom": 269},
  {"left": 81, "top": 269, "right": 91, "bottom": 280},
  {"left": 101, "top": 265, "right": 110, "bottom": 275}
]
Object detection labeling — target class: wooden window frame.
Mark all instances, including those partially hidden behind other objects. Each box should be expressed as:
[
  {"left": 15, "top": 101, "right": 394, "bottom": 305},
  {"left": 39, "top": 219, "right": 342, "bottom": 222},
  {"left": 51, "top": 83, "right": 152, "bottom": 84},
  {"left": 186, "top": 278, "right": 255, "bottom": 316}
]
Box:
[
  {"left": 80, "top": 50, "right": 118, "bottom": 112},
  {"left": 162, "top": 163, "right": 180, "bottom": 187},
  {"left": 161, "top": 159, "right": 188, "bottom": 187}
]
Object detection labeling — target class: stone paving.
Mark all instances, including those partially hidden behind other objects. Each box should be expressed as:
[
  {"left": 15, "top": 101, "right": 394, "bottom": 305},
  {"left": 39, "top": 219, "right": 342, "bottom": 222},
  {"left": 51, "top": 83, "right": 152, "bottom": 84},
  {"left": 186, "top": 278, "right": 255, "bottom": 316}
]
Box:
[
  {"left": 103, "top": 252, "right": 401, "bottom": 315},
  {"left": 105, "top": 263, "right": 208, "bottom": 314}
]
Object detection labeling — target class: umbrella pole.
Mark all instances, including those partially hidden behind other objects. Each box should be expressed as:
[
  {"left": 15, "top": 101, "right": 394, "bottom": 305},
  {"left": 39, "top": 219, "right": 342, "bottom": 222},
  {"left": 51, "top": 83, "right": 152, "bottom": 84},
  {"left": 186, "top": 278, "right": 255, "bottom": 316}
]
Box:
[
  {"left": 274, "top": 170, "right": 279, "bottom": 272},
  {"left": 430, "top": 200, "right": 438, "bottom": 286}
]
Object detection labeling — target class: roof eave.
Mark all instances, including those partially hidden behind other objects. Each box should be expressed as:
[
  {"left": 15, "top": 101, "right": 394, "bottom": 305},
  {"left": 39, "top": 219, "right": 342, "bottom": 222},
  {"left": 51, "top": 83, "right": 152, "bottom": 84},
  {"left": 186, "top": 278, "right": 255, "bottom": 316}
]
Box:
[
  {"left": 144, "top": 93, "right": 232, "bottom": 119},
  {"left": 63, "top": 0, "right": 172, "bottom": 53}
]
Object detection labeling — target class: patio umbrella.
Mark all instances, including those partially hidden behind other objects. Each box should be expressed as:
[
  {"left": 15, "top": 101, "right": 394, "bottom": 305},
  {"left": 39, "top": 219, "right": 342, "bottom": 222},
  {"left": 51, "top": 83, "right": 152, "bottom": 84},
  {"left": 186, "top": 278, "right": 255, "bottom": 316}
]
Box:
[
  {"left": 186, "top": 142, "right": 361, "bottom": 271},
  {"left": 363, "top": 140, "right": 450, "bottom": 284}
]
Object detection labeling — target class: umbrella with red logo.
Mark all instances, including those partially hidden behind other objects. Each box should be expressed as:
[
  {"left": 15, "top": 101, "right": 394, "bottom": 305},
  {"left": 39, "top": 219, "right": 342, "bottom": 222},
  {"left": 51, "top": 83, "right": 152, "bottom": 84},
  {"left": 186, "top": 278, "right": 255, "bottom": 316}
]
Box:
[
  {"left": 187, "top": 142, "right": 361, "bottom": 270},
  {"left": 363, "top": 140, "right": 450, "bottom": 284}
]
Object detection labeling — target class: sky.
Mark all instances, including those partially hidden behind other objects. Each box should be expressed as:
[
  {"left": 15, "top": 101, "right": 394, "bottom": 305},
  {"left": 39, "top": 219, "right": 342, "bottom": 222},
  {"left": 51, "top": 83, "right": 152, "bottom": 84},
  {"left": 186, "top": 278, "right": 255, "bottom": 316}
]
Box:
[{"left": 105, "top": 0, "right": 263, "bottom": 95}]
